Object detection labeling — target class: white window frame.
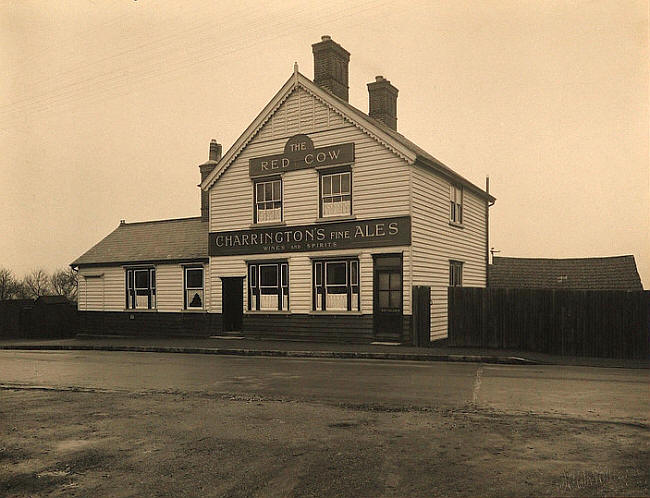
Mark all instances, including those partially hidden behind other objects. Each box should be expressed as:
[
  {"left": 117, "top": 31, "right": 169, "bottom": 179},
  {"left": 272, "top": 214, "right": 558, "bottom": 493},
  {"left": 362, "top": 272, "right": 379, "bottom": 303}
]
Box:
[
  {"left": 248, "top": 262, "right": 288, "bottom": 311},
  {"left": 313, "top": 258, "right": 359, "bottom": 312},
  {"left": 320, "top": 170, "right": 352, "bottom": 218},
  {"left": 184, "top": 266, "right": 204, "bottom": 309},
  {"left": 254, "top": 178, "right": 282, "bottom": 224},
  {"left": 126, "top": 267, "right": 156, "bottom": 310},
  {"left": 449, "top": 184, "right": 463, "bottom": 224}
]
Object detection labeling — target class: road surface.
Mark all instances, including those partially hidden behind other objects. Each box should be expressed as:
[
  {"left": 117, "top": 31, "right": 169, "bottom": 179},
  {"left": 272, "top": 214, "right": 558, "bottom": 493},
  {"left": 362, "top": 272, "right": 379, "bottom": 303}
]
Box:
[{"left": 1, "top": 350, "right": 647, "bottom": 423}]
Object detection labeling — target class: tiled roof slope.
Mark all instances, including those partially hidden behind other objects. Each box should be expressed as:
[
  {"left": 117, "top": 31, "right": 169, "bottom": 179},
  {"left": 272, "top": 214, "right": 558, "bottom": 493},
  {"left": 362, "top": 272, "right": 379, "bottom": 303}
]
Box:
[
  {"left": 332, "top": 92, "right": 495, "bottom": 202},
  {"left": 489, "top": 255, "right": 643, "bottom": 291},
  {"left": 71, "top": 217, "right": 208, "bottom": 267}
]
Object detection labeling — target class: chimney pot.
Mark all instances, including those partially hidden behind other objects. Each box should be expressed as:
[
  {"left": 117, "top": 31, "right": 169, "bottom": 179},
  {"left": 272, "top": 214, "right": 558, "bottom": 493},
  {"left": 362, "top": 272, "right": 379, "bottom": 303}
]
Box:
[{"left": 312, "top": 36, "right": 350, "bottom": 102}]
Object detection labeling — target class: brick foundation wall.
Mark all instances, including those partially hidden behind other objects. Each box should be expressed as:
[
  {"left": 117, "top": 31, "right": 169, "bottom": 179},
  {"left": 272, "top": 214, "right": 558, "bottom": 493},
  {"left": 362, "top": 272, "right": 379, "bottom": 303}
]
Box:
[{"left": 78, "top": 311, "right": 413, "bottom": 344}]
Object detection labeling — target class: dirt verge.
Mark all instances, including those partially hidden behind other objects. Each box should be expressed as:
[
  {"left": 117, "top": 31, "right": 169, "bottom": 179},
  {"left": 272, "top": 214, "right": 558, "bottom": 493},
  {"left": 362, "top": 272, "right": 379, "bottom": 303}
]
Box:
[{"left": 1, "top": 390, "right": 648, "bottom": 497}]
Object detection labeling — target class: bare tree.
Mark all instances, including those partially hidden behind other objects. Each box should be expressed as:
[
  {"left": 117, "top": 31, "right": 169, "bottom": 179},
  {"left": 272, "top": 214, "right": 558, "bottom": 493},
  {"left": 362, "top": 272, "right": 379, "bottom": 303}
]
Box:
[
  {"left": 0, "top": 268, "right": 20, "bottom": 300},
  {"left": 50, "top": 267, "right": 78, "bottom": 302},
  {"left": 22, "top": 269, "right": 52, "bottom": 299}
]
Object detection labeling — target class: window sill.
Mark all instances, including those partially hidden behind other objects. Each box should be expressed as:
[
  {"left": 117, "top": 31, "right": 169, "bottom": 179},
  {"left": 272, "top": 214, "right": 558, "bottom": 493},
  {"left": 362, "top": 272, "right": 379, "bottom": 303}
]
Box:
[
  {"left": 314, "top": 215, "right": 356, "bottom": 224},
  {"left": 181, "top": 309, "right": 207, "bottom": 313},
  {"left": 249, "top": 221, "right": 286, "bottom": 228},
  {"left": 124, "top": 309, "right": 157, "bottom": 312},
  {"left": 244, "top": 310, "right": 292, "bottom": 315},
  {"left": 449, "top": 221, "right": 464, "bottom": 229},
  {"left": 309, "top": 310, "right": 363, "bottom": 316}
]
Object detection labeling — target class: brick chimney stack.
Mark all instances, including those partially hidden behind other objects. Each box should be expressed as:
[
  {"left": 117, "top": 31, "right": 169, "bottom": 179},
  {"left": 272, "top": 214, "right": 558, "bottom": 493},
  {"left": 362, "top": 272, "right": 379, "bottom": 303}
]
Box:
[
  {"left": 367, "top": 75, "right": 398, "bottom": 131},
  {"left": 199, "top": 139, "right": 221, "bottom": 222},
  {"left": 312, "top": 35, "right": 350, "bottom": 102},
  {"left": 208, "top": 139, "right": 221, "bottom": 162}
]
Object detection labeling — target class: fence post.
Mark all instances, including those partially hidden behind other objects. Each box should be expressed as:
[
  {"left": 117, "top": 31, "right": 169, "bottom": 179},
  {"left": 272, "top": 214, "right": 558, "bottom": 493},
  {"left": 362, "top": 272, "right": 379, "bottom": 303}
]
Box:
[{"left": 412, "top": 286, "right": 431, "bottom": 347}]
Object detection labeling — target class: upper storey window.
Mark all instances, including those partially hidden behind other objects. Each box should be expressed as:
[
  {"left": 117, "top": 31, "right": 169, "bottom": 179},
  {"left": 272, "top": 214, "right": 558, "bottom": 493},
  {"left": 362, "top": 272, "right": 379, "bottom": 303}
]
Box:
[
  {"left": 255, "top": 179, "right": 282, "bottom": 224},
  {"left": 320, "top": 170, "right": 351, "bottom": 217},
  {"left": 449, "top": 184, "right": 463, "bottom": 225}
]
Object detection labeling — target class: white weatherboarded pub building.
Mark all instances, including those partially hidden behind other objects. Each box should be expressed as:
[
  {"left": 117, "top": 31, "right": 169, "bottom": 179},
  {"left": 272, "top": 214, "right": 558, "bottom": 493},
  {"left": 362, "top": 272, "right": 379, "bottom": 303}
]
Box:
[{"left": 72, "top": 36, "right": 495, "bottom": 344}]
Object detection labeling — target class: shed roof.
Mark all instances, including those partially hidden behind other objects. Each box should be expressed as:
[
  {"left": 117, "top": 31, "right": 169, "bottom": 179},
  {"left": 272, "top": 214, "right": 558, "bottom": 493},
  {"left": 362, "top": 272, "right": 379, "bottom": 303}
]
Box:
[
  {"left": 71, "top": 217, "right": 208, "bottom": 267},
  {"left": 489, "top": 255, "right": 643, "bottom": 291}
]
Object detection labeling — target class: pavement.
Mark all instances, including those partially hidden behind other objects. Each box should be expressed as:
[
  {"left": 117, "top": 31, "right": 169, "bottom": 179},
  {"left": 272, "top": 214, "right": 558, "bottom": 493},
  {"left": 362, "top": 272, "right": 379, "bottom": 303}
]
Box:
[{"left": 0, "top": 335, "right": 647, "bottom": 368}]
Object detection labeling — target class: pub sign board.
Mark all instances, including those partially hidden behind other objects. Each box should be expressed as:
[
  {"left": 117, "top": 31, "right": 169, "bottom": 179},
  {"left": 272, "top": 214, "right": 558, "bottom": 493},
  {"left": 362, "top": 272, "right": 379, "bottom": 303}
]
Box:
[
  {"left": 249, "top": 134, "right": 354, "bottom": 178},
  {"left": 209, "top": 216, "right": 411, "bottom": 256}
]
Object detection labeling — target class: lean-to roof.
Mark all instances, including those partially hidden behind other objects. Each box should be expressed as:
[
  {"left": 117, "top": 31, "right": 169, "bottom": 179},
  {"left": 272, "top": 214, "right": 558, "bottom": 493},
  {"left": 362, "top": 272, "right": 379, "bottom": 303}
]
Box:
[{"left": 71, "top": 217, "right": 208, "bottom": 267}]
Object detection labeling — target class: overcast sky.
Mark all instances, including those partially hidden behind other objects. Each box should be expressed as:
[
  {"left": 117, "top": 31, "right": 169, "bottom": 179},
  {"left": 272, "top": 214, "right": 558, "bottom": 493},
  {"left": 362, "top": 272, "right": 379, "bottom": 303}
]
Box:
[{"left": 1, "top": 0, "right": 648, "bottom": 288}]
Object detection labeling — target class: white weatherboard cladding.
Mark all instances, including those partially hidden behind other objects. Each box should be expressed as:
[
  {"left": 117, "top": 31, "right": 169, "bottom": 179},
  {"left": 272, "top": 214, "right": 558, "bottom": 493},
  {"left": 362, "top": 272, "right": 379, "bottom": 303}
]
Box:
[
  {"left": 207, "top": 86, "right": 412, "bottom": 317},
  {"left": 411, "top": 163, "right": 487, "bottom": 340},
  {"left": 256, "top": 87, "right": 344, "bottom": 141},
  {"left": 78, "top": 263, "right": 210, "bottom": 312},
  {"left": 209, "top": 87, "right": 410, "bottom": 232},
  {"left": 155, "top": 265, "right": 181, "bottom": 312},
  {"left": 155, "top": 263, "right": 210, "bottom": 312},
  {"left": 78, "top": 267, "right": 122, "bottom": 311},
  {"left": 209, "top": 247, "right": 410, "bottom": 314}
]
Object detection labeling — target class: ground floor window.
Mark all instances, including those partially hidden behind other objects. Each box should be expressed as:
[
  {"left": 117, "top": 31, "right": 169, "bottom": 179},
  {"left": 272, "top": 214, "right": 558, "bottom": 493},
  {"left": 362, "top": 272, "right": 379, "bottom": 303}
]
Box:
[
  {"left": 449, "top": 260, "right": 463, "bottom": 287},
  {"left": 313, "top": 259, "right": 359, "bottom": 311},
  {"left": 126, "top": 268, "right": 155, "bottom": 309},
  {"left": 248, "top": 262, "right": 288, "bottom": 311},
  {"left": 184, "top": 266, "right": 204, "bottom": 309}
]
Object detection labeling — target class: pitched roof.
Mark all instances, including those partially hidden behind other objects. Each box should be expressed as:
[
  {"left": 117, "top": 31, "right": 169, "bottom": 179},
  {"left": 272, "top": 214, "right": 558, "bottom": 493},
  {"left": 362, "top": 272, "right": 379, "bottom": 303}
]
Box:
[
  {"left": 489, "top": 255, "right": 643, "bottom": 291},
  {"left": 200, "top": 70, "right": 494, "bottom": 203},
  {"left": 71, "top": 217, "right": 208, "bottom": 267}
]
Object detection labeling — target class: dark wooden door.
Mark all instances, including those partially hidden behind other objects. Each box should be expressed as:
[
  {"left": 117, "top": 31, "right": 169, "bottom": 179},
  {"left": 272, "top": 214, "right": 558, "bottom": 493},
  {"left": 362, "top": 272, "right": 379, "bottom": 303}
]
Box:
[
  {"left": 221, "top": 277, "right": 243, "bottom": 332},
  {"left": 373, "top": 254, "right": 403, "bottom": 341}
]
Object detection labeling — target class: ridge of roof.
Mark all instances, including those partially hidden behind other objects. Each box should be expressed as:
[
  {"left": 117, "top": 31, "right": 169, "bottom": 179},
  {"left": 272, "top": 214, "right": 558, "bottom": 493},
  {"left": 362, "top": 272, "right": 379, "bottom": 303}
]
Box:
[
  {"left": 119, "top": 216, "right": 204, "bottom": 226},
  {"left": 200, "top": 71, "right": 494, "bottom": 201},
  {"left": 493, "top": 255, "right": 636, "bottom": 262}
]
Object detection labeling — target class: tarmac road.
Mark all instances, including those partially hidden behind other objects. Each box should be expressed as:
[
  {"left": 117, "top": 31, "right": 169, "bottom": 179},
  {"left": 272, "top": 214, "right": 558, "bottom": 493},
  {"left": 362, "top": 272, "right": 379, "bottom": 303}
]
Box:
[{"left": 1, "top": 350, "right": 648, "bottom": 424}]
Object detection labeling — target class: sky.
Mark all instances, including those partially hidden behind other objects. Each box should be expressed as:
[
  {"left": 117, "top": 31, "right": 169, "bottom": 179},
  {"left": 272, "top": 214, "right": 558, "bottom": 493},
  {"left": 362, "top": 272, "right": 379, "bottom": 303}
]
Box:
[{"left": 1, "top": 0, "right": 648, "bottom": 288}]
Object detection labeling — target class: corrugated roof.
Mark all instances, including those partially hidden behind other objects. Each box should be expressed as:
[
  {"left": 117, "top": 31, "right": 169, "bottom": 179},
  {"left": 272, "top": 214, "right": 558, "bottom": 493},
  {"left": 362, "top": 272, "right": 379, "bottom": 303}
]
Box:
[
  {"left": 71, "top": 217, "right": 208, "bottom": 267},
  {"left": 489, "top": 255, "right": 643, "bottom": 291}
]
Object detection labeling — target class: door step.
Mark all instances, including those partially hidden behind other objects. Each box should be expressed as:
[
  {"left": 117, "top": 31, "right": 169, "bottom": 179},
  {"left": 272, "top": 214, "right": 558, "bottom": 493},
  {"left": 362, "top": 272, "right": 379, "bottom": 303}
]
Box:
[{"left": 371, "top": 341, "right": 401, "bottom": 346}]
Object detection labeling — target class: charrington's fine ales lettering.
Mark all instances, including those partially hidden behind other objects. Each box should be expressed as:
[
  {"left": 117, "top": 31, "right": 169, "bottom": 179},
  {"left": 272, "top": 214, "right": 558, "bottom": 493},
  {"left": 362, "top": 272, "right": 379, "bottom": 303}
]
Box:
[{"left": 209, "top": 216, "right": 411, "bottom": 256}]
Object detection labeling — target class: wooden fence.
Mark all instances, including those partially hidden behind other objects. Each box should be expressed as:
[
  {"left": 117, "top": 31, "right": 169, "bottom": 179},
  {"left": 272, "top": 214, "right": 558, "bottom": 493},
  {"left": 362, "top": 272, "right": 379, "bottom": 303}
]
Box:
[
  {"left": 0, "top": 299, "right": 78, "bottom": 338},
  {"left": 412, "top": 286, "right": 431, "bottom": 346},
  {"left": 448, "top": 287, "right": 649, "bottom": 359}
]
